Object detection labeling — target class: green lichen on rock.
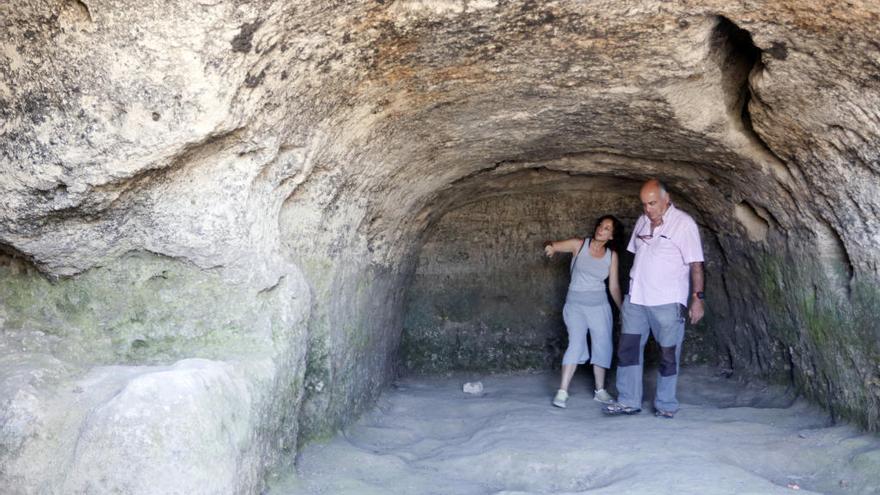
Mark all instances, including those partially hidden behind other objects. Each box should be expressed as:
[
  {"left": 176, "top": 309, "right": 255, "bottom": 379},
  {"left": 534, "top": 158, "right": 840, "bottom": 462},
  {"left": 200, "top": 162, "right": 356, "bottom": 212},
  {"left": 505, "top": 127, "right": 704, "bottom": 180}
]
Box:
[
  {"left": 293, "top": 254, "right": 404, "bottom": 446},
  {"left": 0, "top": 250, "right": 311, "bottom": 495},
  {"left": 0, "top": 252, "right": 277, "bottom": 366},
  {"left": 756, "top": 253, "right": 880, "bottom": 430},
  {"left": 758, "top": 253, "right": 787, "bottom": 313}
]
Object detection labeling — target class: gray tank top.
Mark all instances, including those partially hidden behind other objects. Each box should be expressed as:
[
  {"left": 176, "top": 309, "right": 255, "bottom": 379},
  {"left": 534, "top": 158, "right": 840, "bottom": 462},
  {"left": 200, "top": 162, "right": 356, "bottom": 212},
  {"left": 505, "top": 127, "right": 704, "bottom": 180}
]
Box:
[{"left": 569, "top": 238, "right": 611, "bottom": 292}]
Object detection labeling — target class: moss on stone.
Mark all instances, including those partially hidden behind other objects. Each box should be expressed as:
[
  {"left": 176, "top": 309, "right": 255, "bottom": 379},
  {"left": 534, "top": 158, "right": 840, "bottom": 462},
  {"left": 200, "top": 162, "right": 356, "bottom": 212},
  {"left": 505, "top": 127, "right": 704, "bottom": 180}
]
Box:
[
  {"left": 0, "top": 252, "right": 279, "bottom": 366},
  {"left": 293, "top": 255, "right": 405, "bottom": 447},
  {"left": 755, "top": 252, "right": 880, "bottom": 430},
  {"left": 757, "top": 253, "right": 786, "bottom": 314}
]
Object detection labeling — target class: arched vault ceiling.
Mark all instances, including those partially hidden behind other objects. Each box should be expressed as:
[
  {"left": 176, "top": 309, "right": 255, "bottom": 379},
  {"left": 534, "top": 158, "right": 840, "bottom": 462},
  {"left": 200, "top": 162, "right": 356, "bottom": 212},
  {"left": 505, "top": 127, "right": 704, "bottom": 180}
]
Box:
[{"left": 1, "top": 0, "right": 878, "bottom": 274}]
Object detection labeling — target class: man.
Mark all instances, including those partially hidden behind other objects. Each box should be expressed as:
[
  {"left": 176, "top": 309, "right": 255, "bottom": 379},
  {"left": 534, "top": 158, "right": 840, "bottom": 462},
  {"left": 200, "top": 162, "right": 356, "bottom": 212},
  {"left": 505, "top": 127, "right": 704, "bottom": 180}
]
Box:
[{"left": 603, "top": 179, "right": 704, "bottom": 418}]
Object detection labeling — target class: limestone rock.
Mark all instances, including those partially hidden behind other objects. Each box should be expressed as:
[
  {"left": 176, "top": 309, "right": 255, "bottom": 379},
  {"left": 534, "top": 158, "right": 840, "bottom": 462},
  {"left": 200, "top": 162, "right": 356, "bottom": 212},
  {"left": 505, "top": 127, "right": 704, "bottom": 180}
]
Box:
[
  {"left": 61, "top": 360, "right": 258, "bottom": 494},
  {"left": 463, "top": 381, "right": 483, "bottom": 395},
  {"left": 2, "top": 1, "right": 880, "bottom": 493}
]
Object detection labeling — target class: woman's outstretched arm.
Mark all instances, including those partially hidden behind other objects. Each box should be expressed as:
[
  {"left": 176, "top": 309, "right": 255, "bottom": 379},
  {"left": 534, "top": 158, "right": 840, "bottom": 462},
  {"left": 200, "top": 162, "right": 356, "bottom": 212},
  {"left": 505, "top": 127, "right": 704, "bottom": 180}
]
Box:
[{"left": 544, "top": 238, "right": 585, "bottom": 258}]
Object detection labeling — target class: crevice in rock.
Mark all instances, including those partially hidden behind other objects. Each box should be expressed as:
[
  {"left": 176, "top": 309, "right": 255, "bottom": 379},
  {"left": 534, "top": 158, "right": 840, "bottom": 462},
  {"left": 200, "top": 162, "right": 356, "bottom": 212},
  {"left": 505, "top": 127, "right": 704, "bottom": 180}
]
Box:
[
  {"left": 232, "top": 20, "right": 264, "bottom": 54},
  {"left": 101, "top": 127, "right": 248, "bottom": 204},
  {"left": 257, "top": 275, "right": 285, "bottom": 295},
  {"left": 73, "top": 0, "right": 91, "bottom": 22},
  {"left": 711, "top": 16, "right": 799, "bottom": 191},
  {"left": 0, "top": 243, "right": 42, "bottom": 277},
  {"left": 710, "top": 15, "right": 760, "bottom": 117}
]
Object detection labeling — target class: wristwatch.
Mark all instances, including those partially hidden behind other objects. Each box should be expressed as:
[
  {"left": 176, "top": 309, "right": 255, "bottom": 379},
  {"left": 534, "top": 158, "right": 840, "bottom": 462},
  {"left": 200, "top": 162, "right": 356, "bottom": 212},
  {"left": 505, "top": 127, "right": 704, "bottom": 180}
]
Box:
[{"left": 693, "top": 291, "right": 705, "bottom": 300}]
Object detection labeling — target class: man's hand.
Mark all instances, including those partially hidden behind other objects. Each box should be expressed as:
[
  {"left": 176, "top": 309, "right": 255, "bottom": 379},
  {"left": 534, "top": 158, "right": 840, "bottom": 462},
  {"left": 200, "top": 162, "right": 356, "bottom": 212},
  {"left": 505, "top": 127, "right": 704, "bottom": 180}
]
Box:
[{"left": 689, "top": 298, "right": 705, "bottom": 325}]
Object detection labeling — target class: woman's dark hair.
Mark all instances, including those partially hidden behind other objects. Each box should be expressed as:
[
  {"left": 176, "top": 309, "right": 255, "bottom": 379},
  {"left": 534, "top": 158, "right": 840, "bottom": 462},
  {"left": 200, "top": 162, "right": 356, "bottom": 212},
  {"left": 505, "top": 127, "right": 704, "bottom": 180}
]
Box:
[{"left": 593, "top": 214, "right": 625, "bottom": 252}]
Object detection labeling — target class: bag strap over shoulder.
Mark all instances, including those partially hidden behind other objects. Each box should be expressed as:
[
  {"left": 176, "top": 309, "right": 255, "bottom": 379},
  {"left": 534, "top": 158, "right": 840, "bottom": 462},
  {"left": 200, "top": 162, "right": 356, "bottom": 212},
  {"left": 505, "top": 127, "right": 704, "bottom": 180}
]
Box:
[{"left": 570, "top": 237, "right": 589, "bottom": 275}]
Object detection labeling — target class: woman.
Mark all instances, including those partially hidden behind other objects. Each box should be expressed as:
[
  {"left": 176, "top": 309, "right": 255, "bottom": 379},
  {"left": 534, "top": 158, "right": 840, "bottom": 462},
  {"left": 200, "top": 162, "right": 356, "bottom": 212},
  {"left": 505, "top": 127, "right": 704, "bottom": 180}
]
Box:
[{"left": 544, "top": 215, "right": 623, "bottom": 408}]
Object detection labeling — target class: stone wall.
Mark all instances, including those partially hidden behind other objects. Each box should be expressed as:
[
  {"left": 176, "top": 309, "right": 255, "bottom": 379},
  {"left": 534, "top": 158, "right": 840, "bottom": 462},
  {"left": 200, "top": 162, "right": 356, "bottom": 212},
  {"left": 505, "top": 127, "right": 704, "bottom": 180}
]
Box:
[
  {"left": 403, "top": 187, "right": 635, "bottom": 373},
  {"left": 402, "top": 179, "right": 722, "bottom": 374}
]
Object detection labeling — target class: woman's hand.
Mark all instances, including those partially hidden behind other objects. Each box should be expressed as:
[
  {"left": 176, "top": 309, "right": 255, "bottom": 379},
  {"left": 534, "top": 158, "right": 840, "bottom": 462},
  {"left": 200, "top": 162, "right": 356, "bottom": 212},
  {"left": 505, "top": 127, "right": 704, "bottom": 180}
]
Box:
[{"left": 543, "top": 241, "right": 555, "bottom": 258}]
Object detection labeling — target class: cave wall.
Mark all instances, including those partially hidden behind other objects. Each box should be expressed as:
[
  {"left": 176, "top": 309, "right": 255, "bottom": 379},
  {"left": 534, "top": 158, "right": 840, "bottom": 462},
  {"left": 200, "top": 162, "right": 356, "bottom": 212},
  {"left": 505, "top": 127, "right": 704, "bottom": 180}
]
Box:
[
  {"left": 1, "top": 0, "right": 879, "bottom": 492},
  {"left": 718, "top": 233, "right": 880, "bottom": 428},
  {"left": 402, "top": 175, "right": 724, "bottom": 375},
  {"left": 403, "top": 184, "right": 638, "bottom": 373},
  {"left": 1, "top": 1, "right": 323, "bottom": 492}
]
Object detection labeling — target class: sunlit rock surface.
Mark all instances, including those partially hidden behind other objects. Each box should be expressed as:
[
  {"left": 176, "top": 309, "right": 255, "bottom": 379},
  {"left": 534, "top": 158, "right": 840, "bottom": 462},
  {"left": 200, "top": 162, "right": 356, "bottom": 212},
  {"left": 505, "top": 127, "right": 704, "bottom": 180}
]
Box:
[{"left": 1, "top": 1, "right": 879, "bottom": 492}]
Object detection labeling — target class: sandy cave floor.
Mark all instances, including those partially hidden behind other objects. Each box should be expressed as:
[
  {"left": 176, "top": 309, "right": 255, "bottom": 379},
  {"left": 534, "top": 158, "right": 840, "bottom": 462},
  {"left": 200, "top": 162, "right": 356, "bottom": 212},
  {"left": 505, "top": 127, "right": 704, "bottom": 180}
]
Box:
[{"left": 270, "top": 366, "right": 880, "bottom": 495}]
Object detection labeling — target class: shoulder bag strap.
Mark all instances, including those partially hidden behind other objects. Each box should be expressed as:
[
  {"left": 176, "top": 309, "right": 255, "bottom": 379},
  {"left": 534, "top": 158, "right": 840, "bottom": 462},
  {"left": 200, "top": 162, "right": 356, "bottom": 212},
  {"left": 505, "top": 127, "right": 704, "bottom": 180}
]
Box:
[{"left": 570, "top": 237, "right": 589, "bottom": 275}]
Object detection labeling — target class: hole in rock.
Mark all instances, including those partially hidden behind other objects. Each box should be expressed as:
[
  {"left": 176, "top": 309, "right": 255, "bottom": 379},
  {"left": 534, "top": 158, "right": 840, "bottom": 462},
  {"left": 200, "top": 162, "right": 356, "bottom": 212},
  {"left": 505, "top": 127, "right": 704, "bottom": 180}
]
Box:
[{"left": 0, "top": 243, "right": 40, "bottom": 276}]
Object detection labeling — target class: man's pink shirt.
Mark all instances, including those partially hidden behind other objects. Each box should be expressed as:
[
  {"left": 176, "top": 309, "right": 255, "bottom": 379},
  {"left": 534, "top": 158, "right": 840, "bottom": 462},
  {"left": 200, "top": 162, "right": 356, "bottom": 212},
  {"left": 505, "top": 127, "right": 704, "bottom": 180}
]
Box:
[{"left": 627, "top": 204, "right": 704, "bottom": 307}]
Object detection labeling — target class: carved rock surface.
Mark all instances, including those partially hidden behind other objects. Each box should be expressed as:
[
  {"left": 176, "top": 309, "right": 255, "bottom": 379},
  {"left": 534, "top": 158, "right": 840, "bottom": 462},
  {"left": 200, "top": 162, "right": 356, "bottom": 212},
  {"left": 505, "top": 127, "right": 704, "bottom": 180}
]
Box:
[{"left": 1, "top": 1, "right": 879, "bottom": 493}]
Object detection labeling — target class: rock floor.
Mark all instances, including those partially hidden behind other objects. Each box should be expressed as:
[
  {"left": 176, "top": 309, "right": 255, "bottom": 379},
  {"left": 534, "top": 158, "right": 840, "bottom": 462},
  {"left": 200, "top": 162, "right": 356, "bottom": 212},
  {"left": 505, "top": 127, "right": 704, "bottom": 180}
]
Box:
[{"left": 271, "top": 366, "right": 880, "bottom": 495}]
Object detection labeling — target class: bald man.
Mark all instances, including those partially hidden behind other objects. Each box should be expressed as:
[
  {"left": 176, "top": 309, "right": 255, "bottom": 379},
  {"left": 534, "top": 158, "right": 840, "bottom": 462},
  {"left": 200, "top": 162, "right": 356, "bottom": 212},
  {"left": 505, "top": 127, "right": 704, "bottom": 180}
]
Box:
[{"left": 603, "top": 179, "right": 705, "bottom": 418}]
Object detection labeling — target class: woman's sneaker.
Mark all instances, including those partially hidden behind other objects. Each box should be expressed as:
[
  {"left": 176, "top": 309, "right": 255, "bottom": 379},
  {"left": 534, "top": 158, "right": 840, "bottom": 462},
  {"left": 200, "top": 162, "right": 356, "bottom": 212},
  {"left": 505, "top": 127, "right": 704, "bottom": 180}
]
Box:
[
  {"left": 593, "top": 389, "right": 614, "bottom": 404},
  {"left": 552, "top": 389, "right": 569, "bottom": 408}
]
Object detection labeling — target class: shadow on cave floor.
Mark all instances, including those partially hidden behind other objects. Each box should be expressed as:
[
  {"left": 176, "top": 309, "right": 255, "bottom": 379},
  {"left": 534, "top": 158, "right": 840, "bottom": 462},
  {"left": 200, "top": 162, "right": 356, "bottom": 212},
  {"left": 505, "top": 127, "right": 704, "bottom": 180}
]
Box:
[{"left": 271, "top": 366, "right": 880, "bottom": 495}]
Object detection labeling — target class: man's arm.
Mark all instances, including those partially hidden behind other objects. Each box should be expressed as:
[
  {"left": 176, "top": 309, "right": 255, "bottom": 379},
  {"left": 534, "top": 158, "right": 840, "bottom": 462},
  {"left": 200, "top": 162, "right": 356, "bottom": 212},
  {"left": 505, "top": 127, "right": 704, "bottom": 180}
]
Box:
[{"left": 688, "top": 261, "right": 704, "bottom": 324}]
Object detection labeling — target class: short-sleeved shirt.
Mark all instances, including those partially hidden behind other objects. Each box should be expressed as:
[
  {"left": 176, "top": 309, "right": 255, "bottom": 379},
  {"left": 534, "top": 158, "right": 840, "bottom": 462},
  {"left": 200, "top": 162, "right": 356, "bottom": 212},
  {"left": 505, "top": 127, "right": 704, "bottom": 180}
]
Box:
[{"left": 627, "top": 203, "right": 704, "bottom": 306}]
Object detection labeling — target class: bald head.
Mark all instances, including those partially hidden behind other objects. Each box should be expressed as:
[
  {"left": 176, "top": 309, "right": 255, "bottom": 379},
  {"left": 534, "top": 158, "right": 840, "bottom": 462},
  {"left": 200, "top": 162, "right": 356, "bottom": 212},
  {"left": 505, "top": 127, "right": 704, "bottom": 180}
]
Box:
[
  {"left": 641, "top": 179, "right": 668, "bottom": 198},
  {"left": 640, "top": 179, "right": 670, "bottom": 226}
]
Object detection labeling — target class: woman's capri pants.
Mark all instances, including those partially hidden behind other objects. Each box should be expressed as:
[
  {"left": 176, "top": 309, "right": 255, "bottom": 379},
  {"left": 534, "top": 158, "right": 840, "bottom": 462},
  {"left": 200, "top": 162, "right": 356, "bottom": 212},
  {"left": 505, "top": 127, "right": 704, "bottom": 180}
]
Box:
[{"left": 561, "top": 289, "right": 613, "bottom": 368}]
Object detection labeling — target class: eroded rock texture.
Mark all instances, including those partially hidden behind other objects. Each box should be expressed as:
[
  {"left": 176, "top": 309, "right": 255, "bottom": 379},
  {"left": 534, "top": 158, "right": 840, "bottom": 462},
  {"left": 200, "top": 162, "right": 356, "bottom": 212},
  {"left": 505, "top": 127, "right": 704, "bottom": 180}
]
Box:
[
  {"left": 402, "top": 175, "right": 721, "bottom": 374},
  {"left": 1, "top": 0, "right": 879, "bottom": 492}
]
